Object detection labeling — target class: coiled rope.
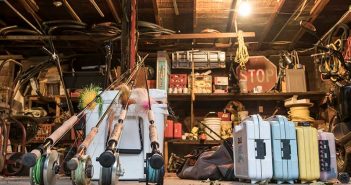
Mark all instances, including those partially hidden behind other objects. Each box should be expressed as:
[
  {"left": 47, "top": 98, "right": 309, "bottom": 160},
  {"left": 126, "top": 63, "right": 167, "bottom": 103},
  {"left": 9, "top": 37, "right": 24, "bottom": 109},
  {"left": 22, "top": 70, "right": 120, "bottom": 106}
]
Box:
[
  {"left": 234, "top": 30, "right": 249, "bottom": 70},
  {"left": 288, "top": 106, "right": 314, "bottom": 122}
]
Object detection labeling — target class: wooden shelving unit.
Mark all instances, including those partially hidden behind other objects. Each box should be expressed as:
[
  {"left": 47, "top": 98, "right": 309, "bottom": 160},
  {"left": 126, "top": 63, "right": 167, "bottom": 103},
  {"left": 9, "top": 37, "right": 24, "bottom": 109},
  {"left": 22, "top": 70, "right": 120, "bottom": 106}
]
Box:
[{"left": 168, "top": 91, "right": 326, "bottom": 101}]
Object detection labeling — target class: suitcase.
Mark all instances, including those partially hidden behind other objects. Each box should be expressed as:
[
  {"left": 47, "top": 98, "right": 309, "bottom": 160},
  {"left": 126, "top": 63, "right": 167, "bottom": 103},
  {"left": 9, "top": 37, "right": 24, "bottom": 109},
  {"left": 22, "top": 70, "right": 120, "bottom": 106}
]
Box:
[
  {"left": 267, "top": 115, "right": 299, "bottom": 184},
  {"left": 234, "top": 114, "right": 273, "bottom": 183},
  {"left": 296, "top": 124, "right": 320, "bottom": 183},
  {"left": 318, "top": 131, "right": 338, "bottom": 181}
]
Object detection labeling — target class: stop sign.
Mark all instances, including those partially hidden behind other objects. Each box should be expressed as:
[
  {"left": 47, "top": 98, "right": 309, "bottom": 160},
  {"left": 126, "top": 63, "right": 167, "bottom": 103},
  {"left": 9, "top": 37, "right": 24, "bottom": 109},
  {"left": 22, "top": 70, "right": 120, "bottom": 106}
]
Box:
[{"left": 236, "top": 56, "right": 277, "bottom": 92}]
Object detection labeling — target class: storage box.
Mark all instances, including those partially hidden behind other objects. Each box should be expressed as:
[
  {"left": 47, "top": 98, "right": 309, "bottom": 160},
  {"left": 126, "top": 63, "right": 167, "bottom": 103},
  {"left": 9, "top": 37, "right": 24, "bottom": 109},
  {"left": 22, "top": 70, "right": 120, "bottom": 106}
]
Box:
[
  {"left": 172, "top": 50, "right": 226, "bottom": 69},
  {"left": 188, "top": 75, "right": 212, "bottom": 93},
  {"left": 169, "top": 74, "right": 187, "bottom": 88},
  {"left": 213, "top": 77, "right": 228, "bottom": 93},
  {"left": 156, "top": 51, "right": 171, "bottom": 91},
  {"left": 286, "top": 68, "right": 307, "bottom": 92}
]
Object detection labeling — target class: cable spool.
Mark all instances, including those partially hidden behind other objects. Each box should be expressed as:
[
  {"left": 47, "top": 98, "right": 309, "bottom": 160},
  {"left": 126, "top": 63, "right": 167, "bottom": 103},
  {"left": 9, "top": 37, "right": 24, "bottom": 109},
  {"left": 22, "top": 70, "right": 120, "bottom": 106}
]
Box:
[
  {"left": 285, "top": 95, "right": 314, "bottom": 123},
  {"left": 288, "top": 106, "right": 314, "bottom": 122}
]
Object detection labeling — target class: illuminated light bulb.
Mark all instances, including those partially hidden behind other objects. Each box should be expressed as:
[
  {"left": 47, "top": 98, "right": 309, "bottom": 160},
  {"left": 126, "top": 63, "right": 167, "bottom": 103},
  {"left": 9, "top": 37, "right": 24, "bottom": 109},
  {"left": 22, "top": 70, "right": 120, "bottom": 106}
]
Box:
[{"left": 238, "top": 0, "right": 252, "bottom": 17}]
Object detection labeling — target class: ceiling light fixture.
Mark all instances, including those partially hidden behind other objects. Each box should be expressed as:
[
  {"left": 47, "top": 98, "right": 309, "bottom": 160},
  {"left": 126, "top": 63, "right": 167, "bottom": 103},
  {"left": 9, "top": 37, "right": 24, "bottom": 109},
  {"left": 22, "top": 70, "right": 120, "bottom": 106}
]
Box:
[
  {"left": 238, "top": 0, "right": 252, "bottom": 17},
  {"left": 53, "top": 1, "right": 63, "bottom": 7}
]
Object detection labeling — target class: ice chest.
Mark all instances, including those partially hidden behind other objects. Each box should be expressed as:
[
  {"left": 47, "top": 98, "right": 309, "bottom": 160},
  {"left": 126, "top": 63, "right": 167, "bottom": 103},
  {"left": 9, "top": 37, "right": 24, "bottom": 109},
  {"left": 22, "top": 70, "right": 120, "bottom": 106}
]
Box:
[
  {"left": 296, "top": 124, "right": 320, "bottom": 183},
  {"left": 234, "top": 114, "right": 273, "bottom": 183},
  {"left": 318, "top": 131, "right": 337, "bottom": 181},
  {"left": 267, "top": 115, "right": 299, "bottom": 184}
]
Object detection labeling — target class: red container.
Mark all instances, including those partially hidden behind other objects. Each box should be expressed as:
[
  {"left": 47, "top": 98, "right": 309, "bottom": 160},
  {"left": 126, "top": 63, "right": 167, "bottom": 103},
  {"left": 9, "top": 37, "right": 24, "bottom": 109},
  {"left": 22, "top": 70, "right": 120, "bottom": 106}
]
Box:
[
  {"left": 218, "top": 112, "right": 231, "bottom": 121},
  {"left": 165, "top": 120, "right": 174, "bottom": 138},
  {"left": 173, "top": 122, "right": 182, "bottom": 139},
  {"left": 169, "top": 74, "right": 187, "bottom": 88}
]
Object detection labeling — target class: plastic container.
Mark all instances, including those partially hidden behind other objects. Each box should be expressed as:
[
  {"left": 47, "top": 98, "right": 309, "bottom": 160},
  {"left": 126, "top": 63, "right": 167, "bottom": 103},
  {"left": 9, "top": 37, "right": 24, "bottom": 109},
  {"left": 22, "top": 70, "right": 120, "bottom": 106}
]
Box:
[
  {"left": 318, "top": 131, "right": 337, "bottom": 181},
  {"left": 173, "top": 122, "right": 182, "bottom": 139},
  {"left": 165, "top": 120, "right": 174, "bottom": 138}
]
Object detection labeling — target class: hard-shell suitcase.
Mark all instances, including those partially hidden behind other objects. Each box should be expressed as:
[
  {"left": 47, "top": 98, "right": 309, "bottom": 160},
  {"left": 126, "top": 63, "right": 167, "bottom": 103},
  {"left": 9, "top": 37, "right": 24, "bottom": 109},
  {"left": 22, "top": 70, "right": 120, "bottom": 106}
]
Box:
[
  {"left": 234, "top": 114, "right": 273, "bottom": 183},
  {"left": 296, "top": 124, "right": 320, "bottom": 183},
  {"left": 267, "top": 115, "right": 299, "bottom": 184},
  {"left": 318, "top": 131, "right": 338, "bottom": 181}
]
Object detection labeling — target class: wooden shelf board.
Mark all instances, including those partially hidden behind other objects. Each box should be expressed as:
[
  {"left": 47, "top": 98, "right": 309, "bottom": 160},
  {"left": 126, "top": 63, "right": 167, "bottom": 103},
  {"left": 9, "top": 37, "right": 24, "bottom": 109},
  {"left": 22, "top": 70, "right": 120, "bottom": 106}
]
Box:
[
  {"left": 168, "top": 91, "right": 326, "bottom": 101},
  {"left": 165, "top": 139, "right": 223, "bottom": 145}
]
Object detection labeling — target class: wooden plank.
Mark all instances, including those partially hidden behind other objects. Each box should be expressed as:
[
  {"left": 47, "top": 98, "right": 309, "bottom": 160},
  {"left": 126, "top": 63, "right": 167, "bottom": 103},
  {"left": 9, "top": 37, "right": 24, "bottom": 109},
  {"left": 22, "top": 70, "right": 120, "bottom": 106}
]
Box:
[
  {"left": 153, "top": 32, "right": 255, "bottom": 40},
  {"left": 291, "top": 0, "right": 330, "bottom": 45},
  {"left": 257, "top": 0, "right": 285, "bottom": 49},
  {"left": 152, "top": 0, "right": 161, "bottom": 25},
  {"left": 168, "top": 91, "right": 326, "bottom": 101}
]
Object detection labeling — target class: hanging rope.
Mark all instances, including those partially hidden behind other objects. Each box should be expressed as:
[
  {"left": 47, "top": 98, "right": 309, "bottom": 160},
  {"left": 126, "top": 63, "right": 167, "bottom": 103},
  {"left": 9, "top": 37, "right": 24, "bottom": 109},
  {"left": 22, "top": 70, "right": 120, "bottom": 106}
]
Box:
[{"left": 234, "top": 30, "right": 249, "bottom": 70}]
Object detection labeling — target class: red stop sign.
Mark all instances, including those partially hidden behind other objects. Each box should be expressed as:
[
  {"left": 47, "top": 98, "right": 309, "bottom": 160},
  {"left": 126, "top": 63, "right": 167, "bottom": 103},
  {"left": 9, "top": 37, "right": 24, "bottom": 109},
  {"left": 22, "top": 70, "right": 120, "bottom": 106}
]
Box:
[{"left": 236, "top": 56, "right": 277, "bottom": 92}]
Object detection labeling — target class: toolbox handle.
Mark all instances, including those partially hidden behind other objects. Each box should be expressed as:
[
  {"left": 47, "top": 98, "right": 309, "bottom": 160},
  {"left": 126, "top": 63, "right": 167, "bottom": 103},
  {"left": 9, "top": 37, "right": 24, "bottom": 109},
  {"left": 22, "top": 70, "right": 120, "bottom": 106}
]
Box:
[{"left": 255, "top": 139, "right": 266, "bottom": 159}]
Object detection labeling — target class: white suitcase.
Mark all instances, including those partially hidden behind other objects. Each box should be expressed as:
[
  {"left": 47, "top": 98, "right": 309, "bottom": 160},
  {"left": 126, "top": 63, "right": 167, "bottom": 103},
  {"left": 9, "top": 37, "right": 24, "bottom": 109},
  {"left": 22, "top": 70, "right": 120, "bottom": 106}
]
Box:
[{"left": 234, "top": 114, "right": 273, "bottom": 183}]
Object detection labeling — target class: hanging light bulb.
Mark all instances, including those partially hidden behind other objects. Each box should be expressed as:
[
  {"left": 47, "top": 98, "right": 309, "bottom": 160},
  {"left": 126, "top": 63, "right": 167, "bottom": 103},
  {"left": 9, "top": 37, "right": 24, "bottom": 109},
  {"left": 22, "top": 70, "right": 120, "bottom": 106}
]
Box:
[{"left": 238, "top": 0, "right": 252, "bottom": 17}]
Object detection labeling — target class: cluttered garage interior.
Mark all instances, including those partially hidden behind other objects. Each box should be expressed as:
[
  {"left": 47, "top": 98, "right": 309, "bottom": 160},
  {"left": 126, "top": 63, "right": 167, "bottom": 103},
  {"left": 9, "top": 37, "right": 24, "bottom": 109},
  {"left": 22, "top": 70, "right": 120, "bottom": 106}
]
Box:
[{"left": 1, "top": 0, "right": 351, "bottom": 184}]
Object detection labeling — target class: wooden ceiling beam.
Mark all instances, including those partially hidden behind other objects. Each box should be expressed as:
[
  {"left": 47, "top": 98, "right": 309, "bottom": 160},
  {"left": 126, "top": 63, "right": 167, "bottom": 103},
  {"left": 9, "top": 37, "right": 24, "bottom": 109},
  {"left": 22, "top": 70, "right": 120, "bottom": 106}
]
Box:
[
  {"left": 291, "top": 0, "right": 330, "bottom": 46},
  {"left": 257, "top": 0, "right": 286, "bottom": 50},
  {"left": 226, "top": 0, "right": 238, "bottom": 32},
  {"left": 152, "top": 0, "right": 161, "bottom": 25},
  {"left": 0, "top": 32, "right": 255, "bottom": 41}
]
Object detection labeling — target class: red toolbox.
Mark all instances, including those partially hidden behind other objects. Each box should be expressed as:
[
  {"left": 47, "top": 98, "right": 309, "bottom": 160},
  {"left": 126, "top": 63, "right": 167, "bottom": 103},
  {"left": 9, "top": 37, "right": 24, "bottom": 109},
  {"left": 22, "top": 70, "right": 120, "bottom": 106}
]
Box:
[{"left": 169, "top": 74, "right": 187, "bottom": 88}]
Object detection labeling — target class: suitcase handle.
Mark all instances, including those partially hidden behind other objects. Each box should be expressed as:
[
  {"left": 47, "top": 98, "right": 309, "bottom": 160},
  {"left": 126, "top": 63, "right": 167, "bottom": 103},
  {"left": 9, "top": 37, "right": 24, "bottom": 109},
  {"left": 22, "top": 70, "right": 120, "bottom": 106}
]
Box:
[
  {"left": 255, "top": 139, "right": 266, "bottom": 159},
  {"left": 281, "top": 139, "right": 291, "bottom": 160},
  {"left": 319, "top": 140, "right": 331, "bottom": 171}
]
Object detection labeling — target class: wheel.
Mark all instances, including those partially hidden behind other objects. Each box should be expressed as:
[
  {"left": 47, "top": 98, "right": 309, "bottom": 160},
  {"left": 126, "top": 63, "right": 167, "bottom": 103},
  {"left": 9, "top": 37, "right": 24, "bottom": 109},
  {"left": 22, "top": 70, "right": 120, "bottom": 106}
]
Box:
[
  {"left": 145, "top": 156, "right": 164, "bottom": 185},
  {"left": 5, "top": 152, "right": 28, "bottom": 176}
]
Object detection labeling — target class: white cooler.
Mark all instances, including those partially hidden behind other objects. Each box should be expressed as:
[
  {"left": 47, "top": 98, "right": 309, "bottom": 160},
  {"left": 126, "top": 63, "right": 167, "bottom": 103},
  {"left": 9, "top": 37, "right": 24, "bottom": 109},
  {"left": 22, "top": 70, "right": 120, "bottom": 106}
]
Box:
[{"left": 85, "top": 89, "right": 167, "bottom": 180}]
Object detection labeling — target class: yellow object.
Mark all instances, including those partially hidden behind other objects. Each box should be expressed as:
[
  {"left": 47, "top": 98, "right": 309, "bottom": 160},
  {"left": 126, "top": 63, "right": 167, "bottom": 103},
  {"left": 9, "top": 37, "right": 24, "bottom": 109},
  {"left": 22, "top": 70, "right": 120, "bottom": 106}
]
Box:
[
  {"left": 288, "top": 106, "right": 314, "bottom": 122},
  {"left": 296, "top": 126, "right": 320, "bottom": 183},
  {"left": 81, "top": 90, "right": 98, "bottom": 110},
  {"left": 234, "top": 30, "right": 249, "bottom": 70}
]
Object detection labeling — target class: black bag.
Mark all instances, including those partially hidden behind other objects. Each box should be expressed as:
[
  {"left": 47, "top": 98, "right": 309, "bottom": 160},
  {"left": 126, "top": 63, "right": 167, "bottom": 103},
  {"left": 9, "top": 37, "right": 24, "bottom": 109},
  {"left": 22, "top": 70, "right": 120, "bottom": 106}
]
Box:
[{"left": 176, "top": 138, "right": 234, "bottom": 180}]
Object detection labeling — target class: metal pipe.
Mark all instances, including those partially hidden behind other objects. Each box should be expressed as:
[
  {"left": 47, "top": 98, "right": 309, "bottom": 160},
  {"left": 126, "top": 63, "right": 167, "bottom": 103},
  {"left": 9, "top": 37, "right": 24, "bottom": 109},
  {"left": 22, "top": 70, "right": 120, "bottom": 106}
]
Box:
[
  {"left": 89, "top": 0, "right": 105, "bottom": 17},
  {"left": 62, "top": 0, "right": 82, "bottom": 22},
  {"left": 3, "top": 0, "right": 42, "bottom": 34},
  {"left": 106, "top": 0, "right": 121, "bottom": 23}
]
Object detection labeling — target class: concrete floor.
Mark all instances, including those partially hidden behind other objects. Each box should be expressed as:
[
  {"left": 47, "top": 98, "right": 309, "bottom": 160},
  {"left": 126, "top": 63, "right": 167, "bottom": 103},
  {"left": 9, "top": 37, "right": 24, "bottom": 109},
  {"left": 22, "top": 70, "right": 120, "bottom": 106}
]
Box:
[{"left": 0, "top": 176, "right": 348, "bottom": 185}]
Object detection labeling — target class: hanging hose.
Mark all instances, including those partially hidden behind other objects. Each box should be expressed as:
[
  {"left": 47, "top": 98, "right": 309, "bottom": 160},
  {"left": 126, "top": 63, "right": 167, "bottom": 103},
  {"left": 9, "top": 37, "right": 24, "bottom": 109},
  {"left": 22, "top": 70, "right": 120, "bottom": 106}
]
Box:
[{"left": 234, "top": 30, "right": 249, "bottom": 70}]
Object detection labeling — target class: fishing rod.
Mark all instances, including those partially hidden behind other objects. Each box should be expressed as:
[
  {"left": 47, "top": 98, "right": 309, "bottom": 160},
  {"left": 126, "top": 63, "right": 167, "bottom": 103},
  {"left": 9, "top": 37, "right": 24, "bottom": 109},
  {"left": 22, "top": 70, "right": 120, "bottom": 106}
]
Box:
[
  {"left": 22, "top": 59, "right": 145, "bottom": 185},
  {"left": 67, "top": 56, "right": 146, "bottom": 185}
]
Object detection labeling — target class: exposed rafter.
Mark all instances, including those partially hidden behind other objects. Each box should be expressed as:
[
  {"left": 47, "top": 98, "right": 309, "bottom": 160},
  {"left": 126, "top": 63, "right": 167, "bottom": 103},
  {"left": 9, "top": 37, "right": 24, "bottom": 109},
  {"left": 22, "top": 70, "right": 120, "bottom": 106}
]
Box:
[
  {"left": 226, "top": 0, "right": 238, "bottom": 32},
  {"left": 152, "top": 0, "right": 161, "bottom": 25},
  {"left": 193, "top": 0, "right": 197, "bottom": 31},
  {"left": 291, "top": 0, "right": 330, "bottom": 46},
  {"left": 257, "top": 0, "right": 286, "bottom": 50}
]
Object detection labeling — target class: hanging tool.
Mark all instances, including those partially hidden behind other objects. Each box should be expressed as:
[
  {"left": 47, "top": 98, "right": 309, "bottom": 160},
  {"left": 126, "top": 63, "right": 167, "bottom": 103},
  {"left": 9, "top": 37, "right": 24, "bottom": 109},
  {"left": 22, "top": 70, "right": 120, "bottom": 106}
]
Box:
[
  {"left": 67, "top": 59, "right": 144, "bottom": 185},
  {"left": 234, "top": 30, "right": 249, "bottom": 70},
  {"left": 96, "top": 56, "right": 148, "bottom": 185},
  {"left": 2, "top": 0, "right": 42, "bottom": 34},
  {"left": 21, "top": 64, "right": 141, "bottom": 185}
]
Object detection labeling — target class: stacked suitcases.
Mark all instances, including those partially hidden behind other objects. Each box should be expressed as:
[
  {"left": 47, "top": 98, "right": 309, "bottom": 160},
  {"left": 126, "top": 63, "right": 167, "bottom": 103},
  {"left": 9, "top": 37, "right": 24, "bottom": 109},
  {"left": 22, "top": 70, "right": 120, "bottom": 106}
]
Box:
[
  {"left": 233, "top": 114, "right": 338, "bottom": 184},
  {"left": 233, "top": 114, "right": 273, "bottom": 183},
  {"left": 267, "top": 116, "right": 299, "bottom": 184}
]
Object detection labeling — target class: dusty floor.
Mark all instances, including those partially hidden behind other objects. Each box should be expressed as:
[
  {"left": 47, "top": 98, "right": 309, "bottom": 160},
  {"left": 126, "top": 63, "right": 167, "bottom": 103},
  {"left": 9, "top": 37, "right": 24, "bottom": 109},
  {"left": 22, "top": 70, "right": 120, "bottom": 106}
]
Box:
[{"left": 0, "top": 176, "right": 349, "bottom": 185}]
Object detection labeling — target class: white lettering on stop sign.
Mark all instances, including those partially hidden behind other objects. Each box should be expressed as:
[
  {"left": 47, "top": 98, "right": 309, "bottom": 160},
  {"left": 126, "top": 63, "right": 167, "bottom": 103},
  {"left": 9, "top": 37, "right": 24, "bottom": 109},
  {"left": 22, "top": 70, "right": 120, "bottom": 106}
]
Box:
[{"left": 240, "top": 69, "right": 274, "bottom": 83}]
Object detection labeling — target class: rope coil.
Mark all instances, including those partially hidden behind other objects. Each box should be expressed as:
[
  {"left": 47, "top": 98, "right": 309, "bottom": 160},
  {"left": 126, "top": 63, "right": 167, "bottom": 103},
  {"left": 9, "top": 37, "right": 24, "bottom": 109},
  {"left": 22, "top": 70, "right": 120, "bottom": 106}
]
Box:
[
  {"left": 234, "top": 30, "right": 249, "bottom": 70},
  {"left": 288, "top": 106, "right": 314, "bottom": 122}
]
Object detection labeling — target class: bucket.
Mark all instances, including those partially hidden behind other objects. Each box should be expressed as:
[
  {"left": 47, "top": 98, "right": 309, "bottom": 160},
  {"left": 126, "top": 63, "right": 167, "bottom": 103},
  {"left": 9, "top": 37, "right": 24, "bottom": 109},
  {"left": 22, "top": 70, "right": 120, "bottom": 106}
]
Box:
[{"left": 203, "top": 117, "right": 221, "bottom": 140}]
